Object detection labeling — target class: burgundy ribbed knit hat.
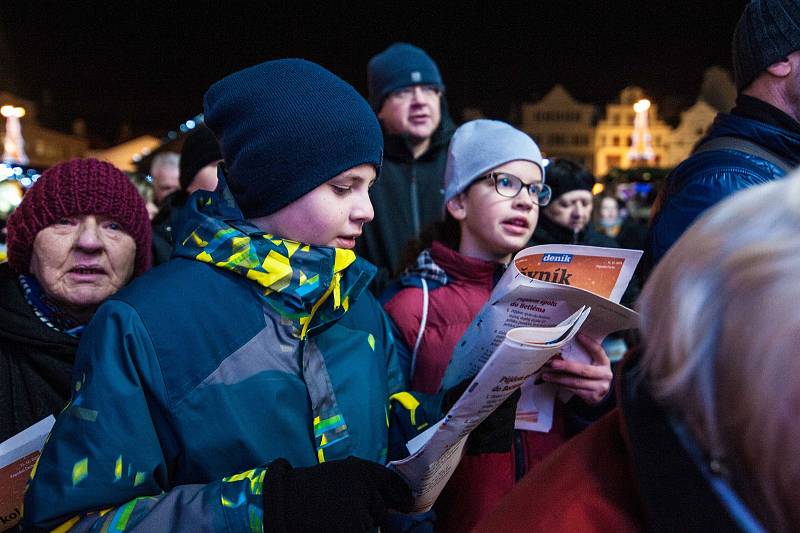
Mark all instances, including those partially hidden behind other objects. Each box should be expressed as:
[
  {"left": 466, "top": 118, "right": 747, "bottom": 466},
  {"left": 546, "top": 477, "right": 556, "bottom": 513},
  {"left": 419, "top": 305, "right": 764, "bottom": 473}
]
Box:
[{"left": 6, "top": 158, "right": 152, "bottom": 277}]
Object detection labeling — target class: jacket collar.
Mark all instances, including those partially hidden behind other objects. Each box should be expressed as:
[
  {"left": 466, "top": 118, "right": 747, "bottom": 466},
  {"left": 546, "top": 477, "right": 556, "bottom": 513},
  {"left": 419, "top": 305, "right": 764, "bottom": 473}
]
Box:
[
  {"left": 173, "top": 173, "right": 375, "bottom": 339},
  {"left": 732, "top": 94, "right": 800, "bottom": 136},
  {"left": 429, "top": 241, "right": 501, "bottom": 286},
  {"left": 532, "top": 215, "right": 585, "bottom": 245},
  {"left": 618, "top": 351, "right": 765, "bottom": 533},
  {"left": 706, "top": 108, "right": 800, "bottom": 167}
]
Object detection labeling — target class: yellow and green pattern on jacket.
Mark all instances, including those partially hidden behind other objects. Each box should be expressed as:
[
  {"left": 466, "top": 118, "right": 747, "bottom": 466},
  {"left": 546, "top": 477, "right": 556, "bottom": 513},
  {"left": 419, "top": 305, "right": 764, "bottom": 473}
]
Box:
[
  {"left": 180, "top": 194, "right": 372, "bottom": 341},
  {"left": 221, "top": 467, "right": 267, "bottom": 533}
]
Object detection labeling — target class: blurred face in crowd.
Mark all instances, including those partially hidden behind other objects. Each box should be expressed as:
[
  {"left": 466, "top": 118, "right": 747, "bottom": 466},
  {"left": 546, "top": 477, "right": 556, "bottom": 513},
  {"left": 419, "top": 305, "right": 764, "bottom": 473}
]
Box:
[
  {"left": 599, "top": 196, "right": 620, "bottom": 226},
  {"left": 187, "top": 160, "right": 222, "bottom": 195},
  {"left": 145, "top": 201, "right": 159, "bottom": 220},
  {"left": 378, "top": 84, "right": 442, "bottom": 153},
  {"left": 151, "top": 154, "right": 180, "bottom": 204},
  {"left": 249, "top": 164, "right": 376, "bottom": 249},
  {"left": 449, "top": 160, "right": 543, "bottom": 263},
  {"left": 29, "top": 214, "right": 137, "bottom": 321},
  {"left": 545, "top": 190, "right": 594, "bottom": 232}
]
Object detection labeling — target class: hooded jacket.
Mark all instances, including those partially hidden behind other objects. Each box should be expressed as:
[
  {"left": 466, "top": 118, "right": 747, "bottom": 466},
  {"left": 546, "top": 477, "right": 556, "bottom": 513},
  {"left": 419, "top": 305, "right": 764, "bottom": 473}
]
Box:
[
  {"left": 22, "top": 181, "right": 440, "bottom": 532},
  {"left": 648, "top": 97, "right": 800, "bottom": 265},
  {"left": 0, "top": 262, "right": 79, "bottom": 442},
  {"left": 356, "top": 102, "right": 456, "bottom": 293}
]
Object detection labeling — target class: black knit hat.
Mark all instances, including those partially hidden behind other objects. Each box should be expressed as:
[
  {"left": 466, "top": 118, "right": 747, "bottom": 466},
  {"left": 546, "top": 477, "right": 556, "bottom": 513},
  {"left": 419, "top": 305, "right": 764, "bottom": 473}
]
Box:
[
  {"left": 179, "top": 124, "right": 222, "bottom": 191},
  {"left": 203, "top": 59, "right": 383, "bottom": 218},
  {"left": 732, "top": 0, "right": 800, "bottom": 90},
  {"left": 368, "top": 43, "right": 444, "bottom": 111},
  {"left": 544, "top": 159, "right": 595, "bottom": 202}
]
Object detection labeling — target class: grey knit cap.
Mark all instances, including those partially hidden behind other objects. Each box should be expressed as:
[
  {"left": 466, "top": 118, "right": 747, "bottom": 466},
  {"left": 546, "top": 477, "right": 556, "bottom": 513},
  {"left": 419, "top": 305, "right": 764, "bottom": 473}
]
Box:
[
  {"left": 732, "top": 0, "right": 800, "bottom": 90},
  {"left": 443, "top": 120, "right": 543, "bottom": 205}
]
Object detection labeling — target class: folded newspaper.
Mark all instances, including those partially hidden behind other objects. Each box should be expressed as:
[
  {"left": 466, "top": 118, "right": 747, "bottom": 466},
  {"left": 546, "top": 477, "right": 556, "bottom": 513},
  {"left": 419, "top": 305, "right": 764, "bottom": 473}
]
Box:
[
  {"left": 0, "top": 415, "right": 55, "bottom": 531},
  {"left": 389, "top": 307, "right": 590, "bottom": 513},
  {"left": 389, "top": 244, "right": 641, "bottom": 512},
  {"left": 442, "top": 244, "right": 640, "bottom": 431}
]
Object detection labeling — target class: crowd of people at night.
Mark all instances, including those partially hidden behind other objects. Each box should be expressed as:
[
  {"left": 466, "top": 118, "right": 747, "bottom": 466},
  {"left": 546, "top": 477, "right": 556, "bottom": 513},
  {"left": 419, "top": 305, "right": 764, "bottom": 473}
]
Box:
[{"left": 1, "top": 1, "right": 799, "bottom": 531}]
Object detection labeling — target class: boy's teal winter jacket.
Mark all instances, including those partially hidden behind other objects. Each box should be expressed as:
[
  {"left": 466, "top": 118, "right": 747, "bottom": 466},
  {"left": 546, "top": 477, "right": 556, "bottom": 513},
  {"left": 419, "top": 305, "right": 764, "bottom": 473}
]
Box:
[{"left": 22, "top": 182, "right": 439, "bottom": 532}]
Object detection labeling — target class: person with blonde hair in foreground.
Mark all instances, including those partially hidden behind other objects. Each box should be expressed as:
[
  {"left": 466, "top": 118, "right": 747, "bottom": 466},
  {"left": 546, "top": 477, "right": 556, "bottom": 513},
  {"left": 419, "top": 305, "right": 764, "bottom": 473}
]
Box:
[{"left": 475, "top": 174, "right": 800, "bottom": 532}]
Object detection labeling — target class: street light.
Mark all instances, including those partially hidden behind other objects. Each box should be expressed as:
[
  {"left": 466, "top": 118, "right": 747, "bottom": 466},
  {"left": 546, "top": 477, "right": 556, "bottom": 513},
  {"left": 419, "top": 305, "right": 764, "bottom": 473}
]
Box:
[
  {"left": 2, "top": 105, "right": 29, "bottom": 165},
  {"left": 632, "top": 99, "right": 650, "bottom": 114},
  {"left": 0, "top": 105, "right": 26, "bottom": 118},
  {"left": 628, "top": 99, "right": 654, "bottom": 166}
]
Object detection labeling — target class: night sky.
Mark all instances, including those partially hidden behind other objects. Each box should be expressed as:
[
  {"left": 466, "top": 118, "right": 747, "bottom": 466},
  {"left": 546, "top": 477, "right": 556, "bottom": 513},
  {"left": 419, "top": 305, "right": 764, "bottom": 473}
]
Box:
[{"left": 1, "top": 1, "right": 748, "bottom": 145}]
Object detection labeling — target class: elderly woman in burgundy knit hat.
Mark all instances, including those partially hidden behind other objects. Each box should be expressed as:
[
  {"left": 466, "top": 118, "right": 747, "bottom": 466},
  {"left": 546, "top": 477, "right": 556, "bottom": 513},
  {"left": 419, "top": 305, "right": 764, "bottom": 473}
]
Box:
[{"left": 0, "top": 158, "right": 151, "bottom": 442}]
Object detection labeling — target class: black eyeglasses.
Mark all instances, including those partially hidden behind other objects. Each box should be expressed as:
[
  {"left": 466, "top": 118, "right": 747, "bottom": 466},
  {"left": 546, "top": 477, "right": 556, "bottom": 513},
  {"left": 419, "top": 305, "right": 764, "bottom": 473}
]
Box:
[{"left": 484, "top": 172, "right": 552, "bottom": 206}]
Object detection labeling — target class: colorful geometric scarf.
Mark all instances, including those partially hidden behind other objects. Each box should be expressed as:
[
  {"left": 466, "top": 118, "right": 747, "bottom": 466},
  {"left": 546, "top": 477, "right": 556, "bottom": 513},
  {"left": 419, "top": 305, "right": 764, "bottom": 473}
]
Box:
[{"left": 173, "top": 183, "right": 376, "bottom": 339}]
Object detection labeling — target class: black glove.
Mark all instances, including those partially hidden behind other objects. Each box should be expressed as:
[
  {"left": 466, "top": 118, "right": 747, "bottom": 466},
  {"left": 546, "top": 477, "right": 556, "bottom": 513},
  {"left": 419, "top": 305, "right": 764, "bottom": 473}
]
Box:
[
  {"left": 442, "top": 377, "right": 521, "bottom": 456},
  {"left": 262, "top": 456, "right": 414, "bottom": 532},
  {"left": 441, "top": 376, "right": 474, "bottom": 413}
]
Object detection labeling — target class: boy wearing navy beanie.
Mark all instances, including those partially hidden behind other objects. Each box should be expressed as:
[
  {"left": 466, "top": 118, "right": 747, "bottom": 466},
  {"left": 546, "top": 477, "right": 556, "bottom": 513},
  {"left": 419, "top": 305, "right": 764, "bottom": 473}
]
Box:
[{"left": 23, "top": 59, "right": 454, "bottom": 532}]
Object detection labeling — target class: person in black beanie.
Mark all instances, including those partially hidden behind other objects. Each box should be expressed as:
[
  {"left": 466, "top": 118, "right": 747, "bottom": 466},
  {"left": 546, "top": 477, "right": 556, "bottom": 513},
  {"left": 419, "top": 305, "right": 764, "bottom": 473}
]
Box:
[
  {"left": 530, "top": 159, "right": 639, "bottom": 352},
  {"left": 529, "top": 158, "right": 617, "bottom": 248},
  {"left": 23, "top": 58, "right": 516, "bottom": 533},
  {"left": 647, "top": 0, "right": 800, "bottom": 267},
  {"left": 179, "top": 123, "right": 223, "bottom": 195},
  {"left": 151, "top": 123, "right": 224, "bottom": 265}
]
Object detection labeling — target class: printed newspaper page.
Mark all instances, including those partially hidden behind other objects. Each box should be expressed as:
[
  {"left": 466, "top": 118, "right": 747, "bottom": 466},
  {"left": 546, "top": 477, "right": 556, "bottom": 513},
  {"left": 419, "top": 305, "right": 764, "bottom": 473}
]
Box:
[
  {"left": 439, "top": 245, "right": 641, "bottom": 433},
  {"left": 441, "top": 245, "right": 641, "bottom": 390},
  {"left": 0, "top": 415, "right": 55, "bottom": 531},
  {"left": 389, "top": 309, "right": 589, "bottom": 513},
  {"left": 513, "top": 244, "right": 640, "bottom": 302}
]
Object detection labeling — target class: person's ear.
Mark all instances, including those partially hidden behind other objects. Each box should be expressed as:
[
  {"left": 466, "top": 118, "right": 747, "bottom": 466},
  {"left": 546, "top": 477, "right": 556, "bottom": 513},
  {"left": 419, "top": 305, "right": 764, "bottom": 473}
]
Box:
[
  {"left": 766, "top": 57, "right": 792, "bottom": 78},
  {"left": 447, "top": 193, "right": 468, "bottom": 221}
]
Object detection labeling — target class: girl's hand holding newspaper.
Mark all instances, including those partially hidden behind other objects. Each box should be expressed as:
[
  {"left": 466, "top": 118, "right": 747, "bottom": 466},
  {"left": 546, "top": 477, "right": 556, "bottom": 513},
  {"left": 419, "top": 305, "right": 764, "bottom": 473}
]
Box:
[{"left": 539, "top": 333, "right": 612, "bottom": 404}]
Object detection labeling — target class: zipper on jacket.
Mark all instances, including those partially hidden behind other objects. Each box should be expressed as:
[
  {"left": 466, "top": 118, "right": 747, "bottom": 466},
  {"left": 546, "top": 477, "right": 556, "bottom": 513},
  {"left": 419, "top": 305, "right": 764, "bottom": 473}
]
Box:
[{"left": 410, "top": 169, "right": 421, "bottom": 237}]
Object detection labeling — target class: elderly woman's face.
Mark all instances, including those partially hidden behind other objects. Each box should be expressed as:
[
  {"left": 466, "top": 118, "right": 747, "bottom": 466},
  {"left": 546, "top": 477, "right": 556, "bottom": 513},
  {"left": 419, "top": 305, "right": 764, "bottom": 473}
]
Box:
[{"left": 29, "top": 214, "right": 136, "bottom": 317}]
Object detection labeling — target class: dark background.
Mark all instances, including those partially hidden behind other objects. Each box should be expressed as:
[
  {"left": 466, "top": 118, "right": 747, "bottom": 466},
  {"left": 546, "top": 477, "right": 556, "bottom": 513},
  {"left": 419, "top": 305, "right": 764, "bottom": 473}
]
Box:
[{"left": 0, "top": 1, "right": 749, "bottom": 145}]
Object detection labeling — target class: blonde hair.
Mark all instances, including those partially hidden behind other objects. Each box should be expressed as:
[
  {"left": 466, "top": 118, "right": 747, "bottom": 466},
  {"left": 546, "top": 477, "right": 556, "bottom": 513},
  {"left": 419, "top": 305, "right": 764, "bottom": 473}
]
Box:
[{"left": 638, "top": 173, "right": 800, "bottom": 531}]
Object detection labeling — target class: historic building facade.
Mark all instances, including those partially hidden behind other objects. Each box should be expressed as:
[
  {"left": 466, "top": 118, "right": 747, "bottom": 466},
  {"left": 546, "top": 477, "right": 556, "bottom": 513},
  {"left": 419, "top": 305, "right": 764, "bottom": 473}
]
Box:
[
  {"left": 519, "top": 84, "right": 596, "bottom": 170},
  {"left": 519, "top": 67, "right": 732, "bottom": 177},
  {"left": 0, "top": 91, "right": 89, "bottom": 168}
]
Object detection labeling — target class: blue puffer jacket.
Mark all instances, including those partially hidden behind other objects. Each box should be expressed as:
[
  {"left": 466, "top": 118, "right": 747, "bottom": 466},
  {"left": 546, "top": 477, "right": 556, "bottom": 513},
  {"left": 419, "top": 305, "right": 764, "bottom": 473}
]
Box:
[
  {"left": 22, "top": 184, "right": 440, "bottom": 532},
  {"left": 648, "top": 112, "right": 800, "bottom": 264}
]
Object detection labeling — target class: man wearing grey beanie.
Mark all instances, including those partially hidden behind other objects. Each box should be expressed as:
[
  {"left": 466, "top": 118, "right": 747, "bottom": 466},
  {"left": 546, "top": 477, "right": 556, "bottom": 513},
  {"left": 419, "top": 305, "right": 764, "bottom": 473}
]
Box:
[{"left": 648, "top": 0, "right": 800, "bottom": 267}]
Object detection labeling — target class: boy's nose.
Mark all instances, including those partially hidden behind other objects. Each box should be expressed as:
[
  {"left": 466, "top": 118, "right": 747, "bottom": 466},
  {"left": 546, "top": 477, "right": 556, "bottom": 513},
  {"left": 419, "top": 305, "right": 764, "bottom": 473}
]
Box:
[{"left": 352, "top": 193, "right": 374, "bottom": 224}]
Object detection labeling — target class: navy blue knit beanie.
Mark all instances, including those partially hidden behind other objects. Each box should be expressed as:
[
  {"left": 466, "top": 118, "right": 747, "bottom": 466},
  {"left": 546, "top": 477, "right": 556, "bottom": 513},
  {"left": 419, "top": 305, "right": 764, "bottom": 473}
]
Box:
[
  {"left": 203, "top": 59, "right": 383, "bottom": 218},
  {"left": 368, "top": 43, "right": 444, "bottom": 111}
]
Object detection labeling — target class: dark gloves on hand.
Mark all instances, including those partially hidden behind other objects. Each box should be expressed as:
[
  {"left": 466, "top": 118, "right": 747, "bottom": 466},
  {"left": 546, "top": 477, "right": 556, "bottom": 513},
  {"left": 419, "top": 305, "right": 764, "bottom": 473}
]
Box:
[
  {"left": 262, "top": 456, "right": 414, "bottom": 533},
  {"left": 442, "top": 377, "right": 522, "bottom": 456},
  {"left": 466, "top": 388, "right": 521, "bottom": 455}
]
